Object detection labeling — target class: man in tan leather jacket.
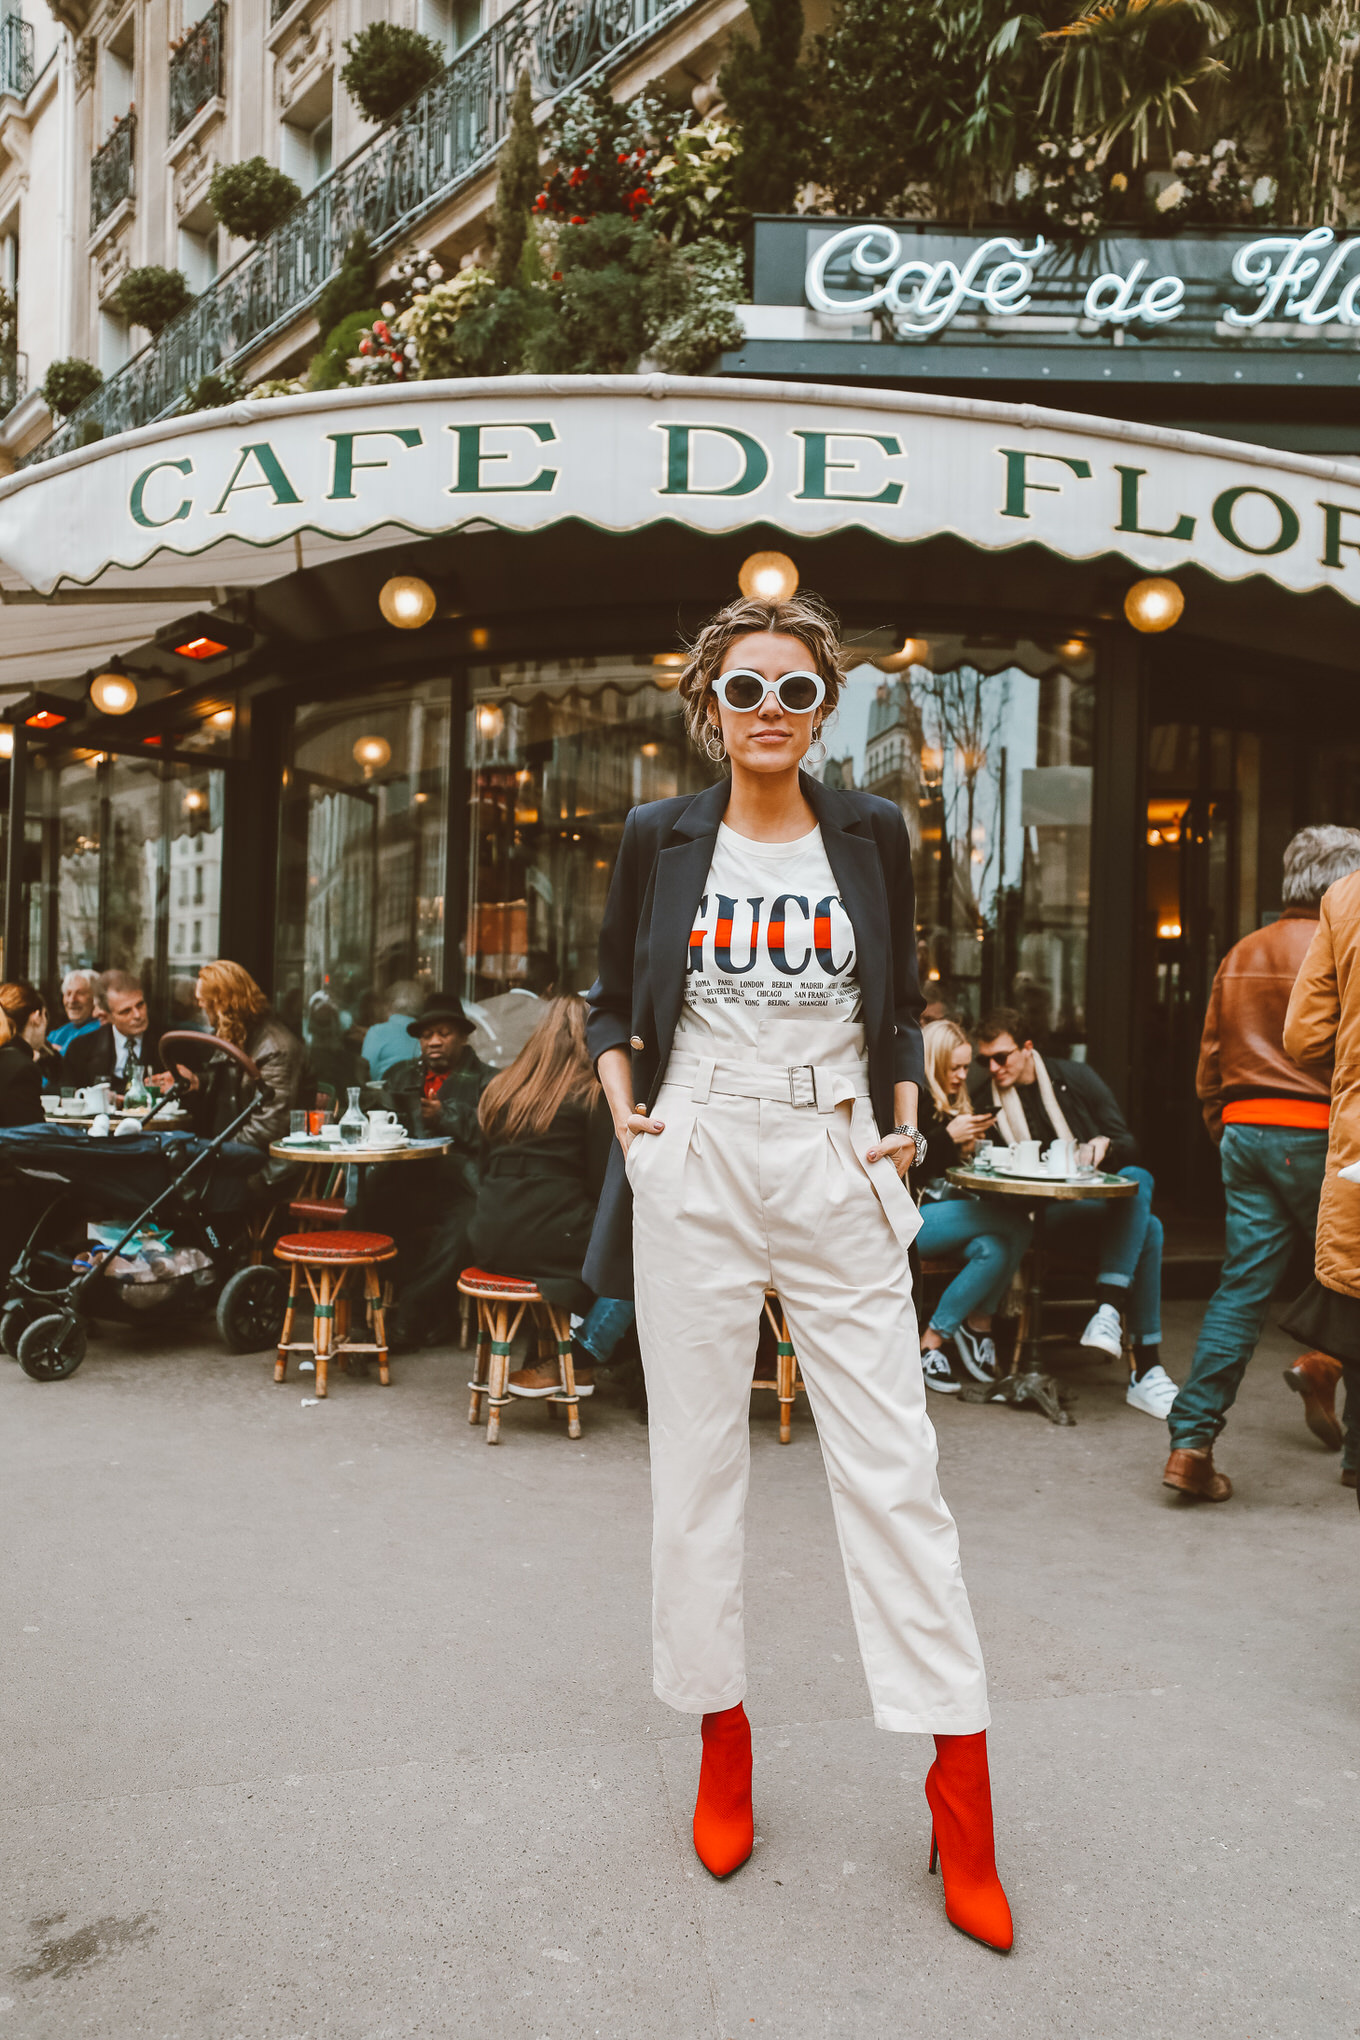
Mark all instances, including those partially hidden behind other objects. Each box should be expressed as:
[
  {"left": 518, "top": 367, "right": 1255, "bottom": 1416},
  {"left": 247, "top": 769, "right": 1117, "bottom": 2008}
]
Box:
[{"left": 1164, "top": 827, "right": 1360, "bottom": 1502}]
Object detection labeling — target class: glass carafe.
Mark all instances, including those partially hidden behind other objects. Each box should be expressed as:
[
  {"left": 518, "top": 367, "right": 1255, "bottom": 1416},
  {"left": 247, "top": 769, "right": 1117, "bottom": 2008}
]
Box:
[
  {"left": 339, "top": 1086, "right": 367, "bottom": 1144},
  {"left": 123, "top": 1062, "right": 150, "bottom": 1112}
]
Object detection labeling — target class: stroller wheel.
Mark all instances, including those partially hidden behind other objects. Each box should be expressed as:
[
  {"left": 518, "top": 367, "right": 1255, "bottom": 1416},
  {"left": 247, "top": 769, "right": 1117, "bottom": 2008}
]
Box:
[
  {"left": 17, "top": 1313, "right": 88, "bottom": 1381},
  {"left": 2, "top": 1301, "right": 35, "bottom": 1360},
  {"left": 217, "top": 1265, "right": 288, "bottom": 1354}
]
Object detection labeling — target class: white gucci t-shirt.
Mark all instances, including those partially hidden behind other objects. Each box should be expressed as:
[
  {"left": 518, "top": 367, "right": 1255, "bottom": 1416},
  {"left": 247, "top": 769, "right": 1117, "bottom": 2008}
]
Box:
[{"left": 675, "top": 822, "right": 861, "bottom": 1052}]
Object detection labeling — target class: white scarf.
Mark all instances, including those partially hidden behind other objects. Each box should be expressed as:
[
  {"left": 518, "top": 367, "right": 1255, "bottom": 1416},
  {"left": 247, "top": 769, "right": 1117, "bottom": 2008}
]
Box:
[{"left": 992, "top": 1050, "right": 1075, "bottom": 1147}]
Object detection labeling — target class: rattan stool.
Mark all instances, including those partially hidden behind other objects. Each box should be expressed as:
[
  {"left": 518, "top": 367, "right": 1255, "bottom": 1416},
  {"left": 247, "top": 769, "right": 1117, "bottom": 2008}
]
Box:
[
  {"left": 458, "top": 1268, "right": 585, "bottom": 1445},
  {"left": 754, "top": 1291, "right": 805, "bottom": 1443},
  {"left": 273, "top": 1230, "right": 397, "bottom": 1397}
]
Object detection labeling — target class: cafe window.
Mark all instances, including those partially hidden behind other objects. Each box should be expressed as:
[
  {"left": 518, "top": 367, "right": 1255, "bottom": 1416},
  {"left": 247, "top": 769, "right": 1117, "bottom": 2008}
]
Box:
[
  {"left": 829, "top": 636, "right": 1095, "bottom": 1049},
  {"left": 19, "top": 747, "right": 224, "bottom": 1022},
  {"left": 465, "top": 654, "right": 720, "bottom": 1062},
  {"left": 274, "top": 677, "right": 452, "bottom": 1085}
]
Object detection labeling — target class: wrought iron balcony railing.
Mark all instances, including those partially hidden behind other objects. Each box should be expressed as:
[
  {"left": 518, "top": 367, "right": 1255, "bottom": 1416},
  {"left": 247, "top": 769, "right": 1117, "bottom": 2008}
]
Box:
[
  {"left": 0, "top": 14, "right": 34, "bottom": 99},
  {"left": 169, "top": 0, "right": 225, "bottom": 140},
  {"left": 29, "top": 0, "right": 694, "bottom": 464},
  {"left": 90, "top": 114, "right": 136, "bottom": 232},
  {"left": 0, "top": 289, "right": 21, "bottom": 419}
]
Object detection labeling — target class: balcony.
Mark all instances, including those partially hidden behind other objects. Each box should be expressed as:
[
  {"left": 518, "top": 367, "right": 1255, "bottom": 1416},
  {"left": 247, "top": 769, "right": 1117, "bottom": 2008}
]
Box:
[
  {"left": 0, "top": 14, "right": 34, "bottom": 99},
  {"left": 169, "top": 1, "right": 225, "bottom": 141},
  {"left": 28, "top": 0, "right": 696, "bottom": 463},
  {"left": 90, "top": 114, "right": 136, "bottom": 232},
  {"left": 0, "top": 295, "right": 22, "bottom": 419}
]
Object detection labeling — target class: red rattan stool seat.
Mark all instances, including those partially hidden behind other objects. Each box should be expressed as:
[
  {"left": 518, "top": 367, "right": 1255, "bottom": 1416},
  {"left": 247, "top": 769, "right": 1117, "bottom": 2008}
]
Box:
[
  {"left": 289, "top": 1197, "right": 348, "bottom": 1223},
  {"left": 458, "top": 1268, "right": 542, "bottom": 1298},
  {"left": 275, "top": 1230, "right": 396, "bottom": 1262}
]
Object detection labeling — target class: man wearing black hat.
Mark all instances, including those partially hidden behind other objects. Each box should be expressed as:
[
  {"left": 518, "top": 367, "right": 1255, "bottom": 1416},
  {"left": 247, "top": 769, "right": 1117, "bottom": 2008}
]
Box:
[{"left": 362, "top": 994, "right": 492, "bottom": 1346}]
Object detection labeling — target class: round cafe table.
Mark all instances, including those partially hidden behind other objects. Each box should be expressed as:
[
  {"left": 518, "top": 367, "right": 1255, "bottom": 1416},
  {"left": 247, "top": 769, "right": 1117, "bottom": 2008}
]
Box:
[{"left": 945, "top": 1163, "right": 1137, "bottom": 1426}]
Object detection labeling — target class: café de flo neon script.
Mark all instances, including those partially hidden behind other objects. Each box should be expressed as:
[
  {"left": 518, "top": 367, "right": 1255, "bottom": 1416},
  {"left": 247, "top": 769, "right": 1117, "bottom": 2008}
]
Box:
[{"left": 806, "top": 225, "right": 1360, "bottom": 335}]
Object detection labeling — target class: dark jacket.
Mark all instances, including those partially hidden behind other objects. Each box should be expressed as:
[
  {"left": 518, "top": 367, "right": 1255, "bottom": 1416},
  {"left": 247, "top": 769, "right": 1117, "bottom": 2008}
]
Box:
[
  {"left": 583, "top": 775, "right": 927, "bottom": 1299},
  {"left": 1197, "top": 908, "right": 1329, "bottom": 1141},
  {"left": 470, "top": 1095, "right": 613, "bottom": 1309},
  {"left": 968, "top": 1056, "right": 1139, "bottom": 1173},
  {"left": 0, "top": 1040, "right": 43, "bottom": 1127},
  {"left": 367, "top": 1047, "right": 492, "bottom": 1200},
  {"left": 63, "top": 1024, "right": 164, "bottom": 1089},
  {"left": 911, "top": 1090, "right": 968, "bottom": 1195},
  {"left": 191, "top": 1013, "right": 309, "bottom": 1152}
]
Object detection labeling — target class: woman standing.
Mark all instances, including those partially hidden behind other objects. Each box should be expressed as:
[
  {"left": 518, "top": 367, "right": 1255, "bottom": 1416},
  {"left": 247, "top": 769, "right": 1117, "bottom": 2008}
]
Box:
[
  {"left": 916, "top": 1020, "right": 1032, "bottom": 1393},
  {"left": 584, "top": 594, "right": 1011, "bottom": 1950},
  {"left": 470, "top": 994, "right": 635, "bottom": 1393}
]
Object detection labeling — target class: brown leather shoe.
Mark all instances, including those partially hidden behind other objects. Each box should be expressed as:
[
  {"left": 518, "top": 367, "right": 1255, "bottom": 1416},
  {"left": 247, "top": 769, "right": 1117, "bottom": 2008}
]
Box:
[
  {"left": 1283, "top": 1351, "right": 1344, "bottom": 1451},
  {"left": 1163, "top": 1446, "right": 1232, "bottom": 1501}
]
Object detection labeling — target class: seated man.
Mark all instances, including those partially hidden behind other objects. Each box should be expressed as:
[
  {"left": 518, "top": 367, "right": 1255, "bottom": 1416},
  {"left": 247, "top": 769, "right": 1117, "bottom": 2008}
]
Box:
[
  {"left": 63, "top": 971, "right": 162, "bottom": 1096},
  {"left": 361, "top": 994, "right": 491, "bottom": 1347},
  {"left": 49, "top": 970, "right": 103, "bottom": 1056},
  {"left": 360, "top": 979, "right": 425, "bottom": 1083},
  {"left": 969, "top": 1006, "right": 1173, "bottom": 1419}
]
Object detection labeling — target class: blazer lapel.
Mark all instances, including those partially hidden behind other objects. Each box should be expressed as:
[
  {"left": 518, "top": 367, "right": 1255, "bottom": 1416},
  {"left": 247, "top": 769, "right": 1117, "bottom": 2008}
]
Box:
[
  {"left": 649, "top": 778, "right": 730, "bottom": 1059},
  {"left": 804, "top": 776, "right": 890, "bottom": 1044}
]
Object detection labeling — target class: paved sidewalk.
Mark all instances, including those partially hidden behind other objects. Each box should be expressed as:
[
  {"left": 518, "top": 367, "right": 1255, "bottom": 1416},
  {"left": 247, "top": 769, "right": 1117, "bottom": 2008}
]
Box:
[{"left": 2, "top": 1301, "right": 1357, "bottom": 2039}]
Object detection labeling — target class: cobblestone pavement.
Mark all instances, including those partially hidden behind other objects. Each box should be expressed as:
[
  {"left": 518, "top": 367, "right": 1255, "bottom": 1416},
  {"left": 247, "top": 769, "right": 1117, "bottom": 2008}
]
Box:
[{"left": 2, "top": 1299, "right": 1356, "bottom": 2039}]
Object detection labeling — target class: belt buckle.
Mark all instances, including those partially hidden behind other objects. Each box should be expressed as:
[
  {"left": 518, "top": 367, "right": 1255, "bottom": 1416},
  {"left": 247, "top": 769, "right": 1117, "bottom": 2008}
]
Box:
[{"left": 788, "top": 1063, "right": 816, "bottom": 1109}]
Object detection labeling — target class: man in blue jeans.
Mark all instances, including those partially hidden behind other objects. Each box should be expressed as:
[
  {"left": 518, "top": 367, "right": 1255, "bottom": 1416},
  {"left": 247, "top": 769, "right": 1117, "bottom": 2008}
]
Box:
[
  {"left": 1165, "top": 826, "right": 1360, "bottom": 1501},
  {"left": 972, "top": 1008, "right": 1170, "bottom": 1416}
]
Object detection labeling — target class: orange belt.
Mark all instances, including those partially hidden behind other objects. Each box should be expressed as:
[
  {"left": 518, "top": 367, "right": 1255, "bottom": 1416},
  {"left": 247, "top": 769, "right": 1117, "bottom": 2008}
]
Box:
[{"left": 1222, "top": 1098, "right": 1330, "bottom": 1129}]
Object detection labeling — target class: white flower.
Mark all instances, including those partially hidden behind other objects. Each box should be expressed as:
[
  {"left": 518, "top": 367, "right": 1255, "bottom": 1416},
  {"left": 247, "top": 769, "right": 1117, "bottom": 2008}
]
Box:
[
  {"left": 1155, "top": 180, "right": 1186, "bottom": 213},
  {"left": 1172, "top": 150, "right": 1194, "bottom": 170},
  {"left": 1252, "top": 174, "right": 1277, "bottom": 210},
  {"left": 1079, "top": 210, "right": 1096, "bottom": 227},
  {"left": 1212, "top": 138, "right": 1232, "bottom": 159},
  {"left": 381, "top": 300, "right": 396, "bottom": 317},
  {"left": 427, "top": 260, "right": 444, "bottom": 279},
  {"left": 1037, "top": 140, "right": 1059, "bottom": 159},
  {"left": 1014, "top": 165, "right": 1035, "bottom": 198},
  {"left": 1069, "top": 141, "right": 1085, "bottom": 159}
]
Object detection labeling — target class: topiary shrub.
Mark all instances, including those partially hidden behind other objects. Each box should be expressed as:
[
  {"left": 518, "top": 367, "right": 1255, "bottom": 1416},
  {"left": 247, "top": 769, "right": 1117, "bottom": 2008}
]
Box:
[
  {"left": 209, "top": 157, "right": 302, "bottom": 241},
  {"left": 182, "top": 369, "right": 242, "bottom": 412},
  {"left": 42, "top": 357, "right": 103, "bottom": 416},
  {"left": 340, "top": 23, "right": 445, "bottom": 125},
  {"left": 307, "top": 309, "right": 380, "bottom": 389},
  {"left": 313, "top": 228, "right": 377, "bottom": 339},
  {"left": 116, "top": 265, "right": 194, "bottom": 335},
  {"left": 493, "top": 70, "right": 539, "bottom": 287}
]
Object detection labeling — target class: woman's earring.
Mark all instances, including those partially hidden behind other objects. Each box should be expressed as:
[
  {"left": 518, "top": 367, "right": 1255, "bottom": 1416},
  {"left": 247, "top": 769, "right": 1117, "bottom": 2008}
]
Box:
[
  {"left": 805, "top": 732, "right": 828, "bottom": 766},
  {"left": 702, "top": 724, "right": 726, "bottom": 764}
]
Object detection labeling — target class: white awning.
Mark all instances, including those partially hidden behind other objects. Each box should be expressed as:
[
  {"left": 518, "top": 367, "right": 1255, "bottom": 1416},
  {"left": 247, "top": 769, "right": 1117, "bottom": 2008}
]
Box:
[{"left": 1, "top": 373, "right": 1357, "bottom": 691}]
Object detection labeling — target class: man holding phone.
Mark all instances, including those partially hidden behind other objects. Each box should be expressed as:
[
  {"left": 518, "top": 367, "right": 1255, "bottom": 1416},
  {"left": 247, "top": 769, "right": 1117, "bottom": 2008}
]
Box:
[{"left": 969, "top": 1008, "right": 1173, "bottom": 1419}]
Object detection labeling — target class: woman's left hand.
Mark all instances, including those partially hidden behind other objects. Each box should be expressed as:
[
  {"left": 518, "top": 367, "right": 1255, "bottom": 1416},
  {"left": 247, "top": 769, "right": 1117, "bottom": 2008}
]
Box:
[{"left": 865, "top": 1131, "right": 913, "bottom": 1180}]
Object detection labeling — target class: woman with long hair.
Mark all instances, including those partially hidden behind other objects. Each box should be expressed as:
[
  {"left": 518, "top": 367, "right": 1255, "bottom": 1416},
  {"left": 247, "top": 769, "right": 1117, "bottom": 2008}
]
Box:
[
  {"left": 182, "top": 960, "right": 308, "bottom": 1151},
  {"left": 0, "top": 980, "right": 48, "bottom": 1127},
  {"left": 584, "top": 593, "right": 1012, "bottom": 1949},
  {"left": 471, "top": 994, "right": 634, "bottom": 1393},
  {"left": 914, "top": 1019, "right": 1032, "bottom": 1393}
]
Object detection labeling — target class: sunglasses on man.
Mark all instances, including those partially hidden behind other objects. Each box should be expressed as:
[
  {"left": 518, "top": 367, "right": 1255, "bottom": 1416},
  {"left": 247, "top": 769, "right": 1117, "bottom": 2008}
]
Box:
[{"left": 981, "top": 1047, "right": 1018, "bottom": 1069}]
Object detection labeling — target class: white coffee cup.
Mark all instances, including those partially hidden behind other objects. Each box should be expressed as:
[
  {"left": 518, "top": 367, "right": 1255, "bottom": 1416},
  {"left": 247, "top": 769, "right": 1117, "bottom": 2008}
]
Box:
[
  {"left": 367, "top": 1110, "right": 400, "bottom": 1131},
  {"left": 76, "top": 1084, "right": 111, "bottom": 1113},
  {"left": 317, "top": 1123, "right": 345, "bottom": 1143},
  {"left": 1045, "top": 1138, "right": 1078, "bottom": 1177},
  {"left": 1011, "top": 1138, "right": 1043, "bottom": 1174}
]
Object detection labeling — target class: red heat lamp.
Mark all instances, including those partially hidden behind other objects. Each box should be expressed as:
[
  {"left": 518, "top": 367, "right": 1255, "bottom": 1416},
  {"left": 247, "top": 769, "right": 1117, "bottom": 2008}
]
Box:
[
  {"left": 156, "top": 612, "right": 253, "bottom": 662},
  {"left": 13, "top": 691, "right": 73, "bottom": 730}
]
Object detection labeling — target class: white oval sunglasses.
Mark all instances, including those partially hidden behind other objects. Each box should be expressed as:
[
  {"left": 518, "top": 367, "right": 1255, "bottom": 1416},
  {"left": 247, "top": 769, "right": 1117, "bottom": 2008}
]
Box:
[{"left": 713, "top": 668, "right": 827, "bottom": 713}]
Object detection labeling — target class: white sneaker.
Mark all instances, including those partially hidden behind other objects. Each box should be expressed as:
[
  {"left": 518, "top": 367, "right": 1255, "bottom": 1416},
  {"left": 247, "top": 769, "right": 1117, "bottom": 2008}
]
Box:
[
  {"left": 1080, "top": 1303, "right": 1124, "bottom": 1357},
  {"left": 921, "top": 1343, "right": 963, "bottom": 1394},
  {"left": 1126, "top": 1364, "right": 1179, "bottom": 1419}
]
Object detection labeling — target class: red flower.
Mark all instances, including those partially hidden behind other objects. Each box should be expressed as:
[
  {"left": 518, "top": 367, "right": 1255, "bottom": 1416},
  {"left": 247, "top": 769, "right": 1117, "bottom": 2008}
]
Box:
[
  {"left": 618, "top": 153, "right": 627, "bottom": 164},
  {"left": 359, "top": 337, "right": 372, "bottom": 354},
  {"left": 570, "top": 214, "right": 585, "bottom": 224},
  {"left": 630, "top": 188, "right": 651, "bottom": 208}
]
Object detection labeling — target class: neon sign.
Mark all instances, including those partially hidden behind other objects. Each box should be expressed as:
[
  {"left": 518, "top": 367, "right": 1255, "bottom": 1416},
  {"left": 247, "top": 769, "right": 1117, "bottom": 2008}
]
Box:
[{"left": 806, "top": 223, "right": 1360, "bottom": 334}]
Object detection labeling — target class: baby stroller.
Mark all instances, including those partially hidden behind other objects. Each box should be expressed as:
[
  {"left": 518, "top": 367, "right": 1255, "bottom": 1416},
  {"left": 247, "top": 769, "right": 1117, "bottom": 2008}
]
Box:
[{"left": 1, "top": 1029, "right": 289, "bottom": 1380}]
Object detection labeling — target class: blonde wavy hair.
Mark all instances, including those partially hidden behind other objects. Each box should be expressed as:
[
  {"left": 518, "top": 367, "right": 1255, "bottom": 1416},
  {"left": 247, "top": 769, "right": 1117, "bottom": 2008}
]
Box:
[
  {"left": 923, "top": 1018, "right": 972, "bottom": 1118},
  {"left": 676, "top": 592, "right": 846, "bottom": 760},
  {"left": 196, "top": 960, "right": 269, "bottom": 1047}
]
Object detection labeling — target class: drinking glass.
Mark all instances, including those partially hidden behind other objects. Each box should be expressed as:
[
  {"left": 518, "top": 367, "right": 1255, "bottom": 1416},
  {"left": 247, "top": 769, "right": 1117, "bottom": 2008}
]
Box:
[{"left": 290, "top": 1110, "right": 308, "bottom": 1139}]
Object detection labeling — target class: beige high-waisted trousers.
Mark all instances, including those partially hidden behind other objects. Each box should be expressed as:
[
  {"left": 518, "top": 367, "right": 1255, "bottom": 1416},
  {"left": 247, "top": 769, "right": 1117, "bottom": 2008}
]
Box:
[{"left": 627, "top": 1014, "right": 990, "bottom": 1735}]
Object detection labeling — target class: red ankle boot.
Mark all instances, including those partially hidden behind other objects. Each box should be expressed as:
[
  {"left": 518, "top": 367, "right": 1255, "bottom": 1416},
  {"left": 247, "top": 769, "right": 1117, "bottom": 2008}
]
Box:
[
  {"left": 692, "top": 1702, "right": 753, "bottom": 1878},
  {"left": 924, "top": 1730, "right": 1013, "bottom": 1951}
]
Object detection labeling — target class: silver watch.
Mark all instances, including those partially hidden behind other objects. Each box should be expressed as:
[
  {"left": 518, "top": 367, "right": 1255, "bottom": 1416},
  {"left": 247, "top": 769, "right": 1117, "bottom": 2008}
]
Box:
[{"left": 893, "top": 1123, "right": 929, "bottom": 1169}]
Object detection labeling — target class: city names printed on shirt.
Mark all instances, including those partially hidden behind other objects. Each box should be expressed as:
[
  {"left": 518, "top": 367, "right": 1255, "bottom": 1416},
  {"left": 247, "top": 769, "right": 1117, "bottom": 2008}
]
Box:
[{"left": 686, "top": 890, "right": 859, "bottom": 1013}]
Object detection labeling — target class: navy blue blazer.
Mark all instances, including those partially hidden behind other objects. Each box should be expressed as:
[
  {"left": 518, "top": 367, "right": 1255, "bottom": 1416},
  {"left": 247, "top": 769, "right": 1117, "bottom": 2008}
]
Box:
[{"left": 582, "top": 773, "right": 927, "bottom": 1300}]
